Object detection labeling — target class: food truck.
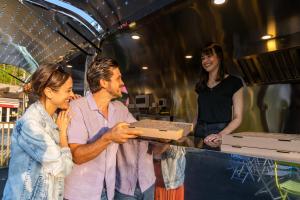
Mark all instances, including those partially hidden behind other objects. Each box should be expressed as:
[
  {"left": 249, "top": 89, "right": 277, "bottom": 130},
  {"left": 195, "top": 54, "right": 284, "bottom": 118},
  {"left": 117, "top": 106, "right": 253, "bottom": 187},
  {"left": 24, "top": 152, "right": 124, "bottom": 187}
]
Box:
[{"left": 0, "top": 0, "right": 299, "bottom": 199}]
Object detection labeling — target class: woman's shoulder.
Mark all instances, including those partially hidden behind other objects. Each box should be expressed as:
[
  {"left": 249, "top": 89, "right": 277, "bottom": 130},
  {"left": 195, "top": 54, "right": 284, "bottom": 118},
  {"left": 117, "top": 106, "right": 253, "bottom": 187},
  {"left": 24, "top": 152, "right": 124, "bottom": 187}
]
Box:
[
  {"left": 18, "top": 102, "right": 49, "bottom": 128},
  {"left": 21, "top": 102, "right": 42, "bottom": 119},
  {"left": 226, "top": 75, "right": 243, "bottom": 85},
  {"left": 227, "top": 74, "right": 242, "bottom": 81},
  {"left": 225, "top": 75, "right": 244, "bottom": 93}
]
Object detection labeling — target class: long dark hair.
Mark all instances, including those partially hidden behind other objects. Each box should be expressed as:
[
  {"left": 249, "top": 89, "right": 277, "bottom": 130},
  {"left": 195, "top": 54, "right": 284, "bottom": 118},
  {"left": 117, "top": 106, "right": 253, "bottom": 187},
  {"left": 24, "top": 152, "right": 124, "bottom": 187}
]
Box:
[{"left": 195, "top": 43, "right": 227, "bottom": 93}]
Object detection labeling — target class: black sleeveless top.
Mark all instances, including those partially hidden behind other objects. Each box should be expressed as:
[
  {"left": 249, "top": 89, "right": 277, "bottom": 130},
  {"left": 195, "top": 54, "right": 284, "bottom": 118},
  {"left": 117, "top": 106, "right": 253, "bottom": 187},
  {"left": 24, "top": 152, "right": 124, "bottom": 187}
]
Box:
[{"left": 196, "top": 75, "right": 243, "bottom": 123}]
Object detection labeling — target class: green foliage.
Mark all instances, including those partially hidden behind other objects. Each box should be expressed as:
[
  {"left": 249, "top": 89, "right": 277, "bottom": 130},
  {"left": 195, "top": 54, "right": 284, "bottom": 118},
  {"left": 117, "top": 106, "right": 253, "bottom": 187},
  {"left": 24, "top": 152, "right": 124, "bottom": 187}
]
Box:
[{"left": 0, "top": 64, "right": 30, "bottom": 85}]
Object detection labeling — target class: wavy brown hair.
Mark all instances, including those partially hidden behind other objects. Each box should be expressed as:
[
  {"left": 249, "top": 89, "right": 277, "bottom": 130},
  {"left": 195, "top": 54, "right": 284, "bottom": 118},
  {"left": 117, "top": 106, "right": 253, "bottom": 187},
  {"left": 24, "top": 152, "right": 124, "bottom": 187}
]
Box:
[
  {"left": 30, "top": 63, "right": 71, "bottom": 97},
  {"left": 87, "top": 57, "right": 119, "bottom": 93}
]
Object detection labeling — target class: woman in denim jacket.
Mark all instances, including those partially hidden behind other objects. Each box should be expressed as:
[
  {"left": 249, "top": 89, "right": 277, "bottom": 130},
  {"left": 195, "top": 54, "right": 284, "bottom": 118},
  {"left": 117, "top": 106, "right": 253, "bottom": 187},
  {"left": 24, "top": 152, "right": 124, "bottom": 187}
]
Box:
[{"left": 3, "top": 63, "right": 75, "bottom": 200}]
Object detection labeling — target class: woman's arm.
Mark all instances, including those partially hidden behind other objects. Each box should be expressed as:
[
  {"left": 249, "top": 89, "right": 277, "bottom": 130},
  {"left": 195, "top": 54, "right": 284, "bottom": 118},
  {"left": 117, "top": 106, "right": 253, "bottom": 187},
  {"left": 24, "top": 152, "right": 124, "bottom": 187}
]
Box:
[
  {"left": 16, "top": 119, "right": 73, "bottom": 176},
  {"left": 218, "top": 87, "right": 244, "bottom": 135},
  {"left": 204, "top": 87, "right": 244, "bottom": 144},
  {"left": 56, "top": 109, "right": 71, "bottom": 148}
]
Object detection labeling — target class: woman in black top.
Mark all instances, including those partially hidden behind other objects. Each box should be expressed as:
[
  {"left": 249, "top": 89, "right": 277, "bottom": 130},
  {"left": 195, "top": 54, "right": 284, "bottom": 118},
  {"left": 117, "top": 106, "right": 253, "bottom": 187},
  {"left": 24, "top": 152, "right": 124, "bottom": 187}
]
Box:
[{"left": 194, "top": 43, "right": 244, "bottom": 149}]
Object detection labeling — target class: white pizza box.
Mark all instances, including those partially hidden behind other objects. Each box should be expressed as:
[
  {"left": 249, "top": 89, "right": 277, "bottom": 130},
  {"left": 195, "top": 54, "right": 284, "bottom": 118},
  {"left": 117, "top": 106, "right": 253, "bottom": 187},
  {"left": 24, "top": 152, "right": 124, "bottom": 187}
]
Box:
[
  {"left": 222, "top": 132, "right": 300, "bottom": 153},
  {"left": 128, "top": 119, "right": 193, "bottom": 140},
  {"left": 221, "top": 144, "right": 300, "bottom": 164}
]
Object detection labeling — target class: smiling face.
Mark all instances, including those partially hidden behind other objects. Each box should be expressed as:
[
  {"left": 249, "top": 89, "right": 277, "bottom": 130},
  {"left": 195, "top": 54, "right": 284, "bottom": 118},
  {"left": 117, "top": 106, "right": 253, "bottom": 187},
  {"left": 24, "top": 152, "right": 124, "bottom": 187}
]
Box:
[
  {"left": 105, "top": 68, "right": 124, "bottom": 98},
  {"left": 201, "top": 48, "right": 220, "bottom": 73},
  {"left": 48, "top": 77, "right": 74, "bottom": 110}
]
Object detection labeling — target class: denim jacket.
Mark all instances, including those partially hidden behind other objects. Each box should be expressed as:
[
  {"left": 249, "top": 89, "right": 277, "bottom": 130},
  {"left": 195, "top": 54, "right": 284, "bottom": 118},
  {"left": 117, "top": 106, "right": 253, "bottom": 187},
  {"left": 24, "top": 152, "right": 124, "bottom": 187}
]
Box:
[
  {"left": 3, "top": 101, "right": 73, "bottom": 200},
  {"left": 161, "top": 145, "right": 186, "bottom": 189}
]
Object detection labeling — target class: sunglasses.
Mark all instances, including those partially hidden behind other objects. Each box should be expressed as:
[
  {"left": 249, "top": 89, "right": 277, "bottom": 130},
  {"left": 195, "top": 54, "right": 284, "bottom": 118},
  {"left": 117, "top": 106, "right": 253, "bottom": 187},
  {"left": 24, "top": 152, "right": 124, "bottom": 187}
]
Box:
[{"left": 44, "top": 65, "right": 67, "bottom": 88}]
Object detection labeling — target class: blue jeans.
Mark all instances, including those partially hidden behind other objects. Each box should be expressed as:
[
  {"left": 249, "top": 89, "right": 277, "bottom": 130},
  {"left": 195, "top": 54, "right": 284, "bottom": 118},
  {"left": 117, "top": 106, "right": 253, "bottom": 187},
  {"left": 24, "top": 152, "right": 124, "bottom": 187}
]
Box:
[
  {"left": 114, "top": 184, "right": 155, "bottom": 200},
  {"left": 101, "top": 187, "right": 108, "bottom": 200},
  {"left": 195, "top": 122, "right": 228, "bottom": 138}
]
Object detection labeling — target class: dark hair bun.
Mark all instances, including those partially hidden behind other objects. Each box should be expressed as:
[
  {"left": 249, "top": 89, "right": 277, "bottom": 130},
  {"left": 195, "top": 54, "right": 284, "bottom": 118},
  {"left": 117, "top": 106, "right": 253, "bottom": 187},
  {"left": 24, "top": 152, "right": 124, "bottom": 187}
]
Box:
[{"left": 23, "top": 82, "right": 33, "bottom": 94}]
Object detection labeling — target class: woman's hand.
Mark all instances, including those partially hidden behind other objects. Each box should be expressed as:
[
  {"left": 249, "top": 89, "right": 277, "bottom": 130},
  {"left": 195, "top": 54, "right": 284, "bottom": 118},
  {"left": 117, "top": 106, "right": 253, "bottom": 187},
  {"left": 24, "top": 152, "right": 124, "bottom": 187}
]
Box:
[
  {"left": 71, "top": 94, "right": 82, "bottom": 101},
  {"left": 204, "top": 133, "right": 222, "bottom": 147},
  {"left": 56, "top": 108, "right": 71, "bottom": 147}
]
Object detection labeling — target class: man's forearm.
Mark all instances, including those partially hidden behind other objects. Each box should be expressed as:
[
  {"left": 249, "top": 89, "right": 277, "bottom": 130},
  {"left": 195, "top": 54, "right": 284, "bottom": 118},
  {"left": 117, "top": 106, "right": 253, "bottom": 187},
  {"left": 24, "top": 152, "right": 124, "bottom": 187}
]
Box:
[{"left": 70, "top": 133, "right": 113, "bottom": 164}]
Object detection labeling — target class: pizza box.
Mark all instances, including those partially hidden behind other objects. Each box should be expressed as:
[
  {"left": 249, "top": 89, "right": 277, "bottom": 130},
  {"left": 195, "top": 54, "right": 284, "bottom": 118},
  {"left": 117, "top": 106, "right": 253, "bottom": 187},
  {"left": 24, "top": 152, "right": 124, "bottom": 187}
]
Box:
[
  {"left": 221, "top": 144, "right": 300, "bottom": 164},
  {"left": 128, "top": 119, "right": 193, "bottom": 140},
  {"left": 222, "top": 132, "right": 300, "bottom": 153}
]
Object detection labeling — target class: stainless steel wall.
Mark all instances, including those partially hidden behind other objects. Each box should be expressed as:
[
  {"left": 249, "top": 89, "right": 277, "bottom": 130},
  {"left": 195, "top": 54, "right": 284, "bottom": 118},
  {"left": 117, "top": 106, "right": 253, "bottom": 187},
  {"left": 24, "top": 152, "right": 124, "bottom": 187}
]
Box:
[
  {"left": 99, "top": 0, "right": 300, "bottom": 133},
  {"left": 237, "top": 84, "right": 300, "bottom": 133},
  {"left": 1, "top": 0, "right": 300, "bottom": 133}
]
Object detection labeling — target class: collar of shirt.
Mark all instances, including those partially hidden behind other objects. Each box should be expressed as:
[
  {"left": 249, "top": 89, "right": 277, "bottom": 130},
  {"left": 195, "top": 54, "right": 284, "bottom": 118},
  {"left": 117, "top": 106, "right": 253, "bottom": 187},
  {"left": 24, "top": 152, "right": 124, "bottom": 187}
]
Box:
[{"left": 86, "top": 92, "right": 117, "bottom": 118}]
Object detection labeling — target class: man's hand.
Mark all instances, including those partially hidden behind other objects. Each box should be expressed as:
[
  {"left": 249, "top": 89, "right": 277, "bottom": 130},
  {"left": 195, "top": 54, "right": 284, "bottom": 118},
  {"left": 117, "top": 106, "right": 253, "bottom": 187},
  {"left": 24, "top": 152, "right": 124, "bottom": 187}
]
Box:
[{"left": 106, "top": 122, "right": 141, "bottom": 144}]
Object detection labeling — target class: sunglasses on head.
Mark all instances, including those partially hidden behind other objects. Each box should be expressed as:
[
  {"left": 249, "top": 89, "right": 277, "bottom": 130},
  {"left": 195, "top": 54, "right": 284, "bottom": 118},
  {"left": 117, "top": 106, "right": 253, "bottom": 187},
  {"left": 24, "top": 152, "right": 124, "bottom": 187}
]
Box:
[{"left": 44, "top": 65, "right": 67, "bottom": 87}]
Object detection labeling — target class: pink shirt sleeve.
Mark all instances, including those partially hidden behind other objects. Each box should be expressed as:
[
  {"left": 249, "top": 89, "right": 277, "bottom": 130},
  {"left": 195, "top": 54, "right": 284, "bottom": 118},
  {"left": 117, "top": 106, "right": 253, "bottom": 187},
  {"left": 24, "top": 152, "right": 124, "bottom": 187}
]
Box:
[
  {"left": 67, "top": 103, "right": 89, "bottom": 144},
  {"left": 125, "top": 108, "right": 137, "bottom": 123}
]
